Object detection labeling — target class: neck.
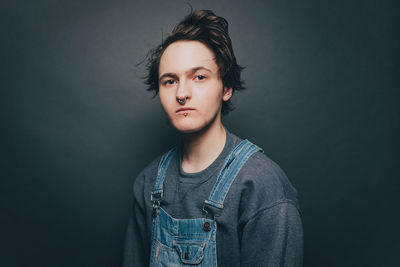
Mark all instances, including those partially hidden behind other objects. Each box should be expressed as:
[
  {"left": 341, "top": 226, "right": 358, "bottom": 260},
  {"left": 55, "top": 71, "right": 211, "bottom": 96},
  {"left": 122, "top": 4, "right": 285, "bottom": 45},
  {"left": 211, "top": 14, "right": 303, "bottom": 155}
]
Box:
[{"left": 180, "top": 117, "right": 227, "bottom": 173}]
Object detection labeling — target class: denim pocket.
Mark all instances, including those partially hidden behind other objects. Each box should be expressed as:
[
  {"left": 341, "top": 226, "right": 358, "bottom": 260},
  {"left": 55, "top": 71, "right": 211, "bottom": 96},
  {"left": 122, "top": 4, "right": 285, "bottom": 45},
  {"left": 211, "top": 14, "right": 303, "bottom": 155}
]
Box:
[{"left": 174, "top": 240, "right": 206, "bottom": 265}]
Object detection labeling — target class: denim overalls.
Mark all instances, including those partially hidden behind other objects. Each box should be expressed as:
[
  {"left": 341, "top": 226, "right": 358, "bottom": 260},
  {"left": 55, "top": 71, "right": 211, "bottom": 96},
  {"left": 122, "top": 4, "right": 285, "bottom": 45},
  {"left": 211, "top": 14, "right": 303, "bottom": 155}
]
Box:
[{"left": 150, "top": 139, "right": 262, "bottom": 266}]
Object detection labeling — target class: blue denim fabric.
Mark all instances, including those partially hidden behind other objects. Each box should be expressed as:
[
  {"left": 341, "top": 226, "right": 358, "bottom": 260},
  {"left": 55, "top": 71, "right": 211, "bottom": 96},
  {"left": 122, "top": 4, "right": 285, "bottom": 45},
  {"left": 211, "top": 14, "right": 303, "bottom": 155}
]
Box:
[{"left": 150, "top": 140, "right": 262, "bottom": 266}]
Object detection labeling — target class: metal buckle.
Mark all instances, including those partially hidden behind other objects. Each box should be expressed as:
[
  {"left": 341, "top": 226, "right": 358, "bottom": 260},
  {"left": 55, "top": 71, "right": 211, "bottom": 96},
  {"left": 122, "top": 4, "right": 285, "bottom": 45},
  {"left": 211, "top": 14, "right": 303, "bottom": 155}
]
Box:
[
  {"left": 202, "top": 200, "right": 222, "bottom": 221},
  {"left": 150, "top": 190, "right": 163, "bottom": 201},
  {"left": 151, "top": 192, "right": 162, "bottom": 218}
]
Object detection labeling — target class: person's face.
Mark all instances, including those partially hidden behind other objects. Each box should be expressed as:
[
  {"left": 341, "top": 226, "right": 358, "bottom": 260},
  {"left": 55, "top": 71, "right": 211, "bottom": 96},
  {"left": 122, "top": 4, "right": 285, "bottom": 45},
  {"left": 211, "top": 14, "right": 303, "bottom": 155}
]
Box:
[{"left": 158, "top": 40, "right": 232, "bottom": 134}]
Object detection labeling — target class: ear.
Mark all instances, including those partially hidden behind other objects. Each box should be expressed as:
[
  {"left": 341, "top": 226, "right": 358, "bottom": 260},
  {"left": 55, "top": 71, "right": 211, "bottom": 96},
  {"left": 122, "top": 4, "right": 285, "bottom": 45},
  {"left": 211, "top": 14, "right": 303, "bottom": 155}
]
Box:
[{"left": 222, "top": 86, "right": 233, "bottom": 102}]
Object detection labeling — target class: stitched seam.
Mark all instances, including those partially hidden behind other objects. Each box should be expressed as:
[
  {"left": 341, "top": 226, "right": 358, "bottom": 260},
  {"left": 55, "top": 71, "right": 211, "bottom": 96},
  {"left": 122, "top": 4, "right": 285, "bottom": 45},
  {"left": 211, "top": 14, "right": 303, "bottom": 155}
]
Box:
[{"left": 244, "top": 199, "right": 300, "bottom": 223}]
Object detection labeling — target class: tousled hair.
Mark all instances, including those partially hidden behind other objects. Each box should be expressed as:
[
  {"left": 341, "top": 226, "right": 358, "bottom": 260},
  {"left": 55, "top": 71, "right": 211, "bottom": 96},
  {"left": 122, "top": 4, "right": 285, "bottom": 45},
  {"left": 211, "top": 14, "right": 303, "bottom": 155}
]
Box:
[{"left": 143, "top": 9, "right": 246, "bottom": 115}]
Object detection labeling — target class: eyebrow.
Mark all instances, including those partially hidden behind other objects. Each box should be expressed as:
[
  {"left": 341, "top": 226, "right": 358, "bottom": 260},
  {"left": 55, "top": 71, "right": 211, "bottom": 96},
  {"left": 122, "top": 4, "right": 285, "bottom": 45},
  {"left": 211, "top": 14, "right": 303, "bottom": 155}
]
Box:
[{"left": 159, "top": 66, "right": 213, "bottom": 82}]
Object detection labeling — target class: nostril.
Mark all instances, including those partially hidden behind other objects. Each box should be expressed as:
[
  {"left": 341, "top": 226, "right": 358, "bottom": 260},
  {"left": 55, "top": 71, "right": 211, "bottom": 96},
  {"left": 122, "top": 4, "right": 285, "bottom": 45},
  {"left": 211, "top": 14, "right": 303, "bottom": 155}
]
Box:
[{"left": 177, "top": 97, "right": 188, "bottom": 104}]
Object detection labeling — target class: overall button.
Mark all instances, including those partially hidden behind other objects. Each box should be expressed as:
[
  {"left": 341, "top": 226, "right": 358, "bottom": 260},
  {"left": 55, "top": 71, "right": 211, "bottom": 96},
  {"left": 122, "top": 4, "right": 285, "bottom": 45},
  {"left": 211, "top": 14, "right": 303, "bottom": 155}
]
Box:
[
  {"left": 184, "top": 252, "right": 189, "bottom": 259},
  {"left": 203, "top": 221, "right": 211, "bottom": 232}
]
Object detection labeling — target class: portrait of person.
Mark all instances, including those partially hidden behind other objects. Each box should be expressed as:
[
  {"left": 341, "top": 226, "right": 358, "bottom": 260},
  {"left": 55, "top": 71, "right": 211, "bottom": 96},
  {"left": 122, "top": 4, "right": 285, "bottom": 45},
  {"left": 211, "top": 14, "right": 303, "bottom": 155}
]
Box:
[
  {"left": 2, "top": 1, "right": 398, "bottom": 267},
  {"left": 122, "top": 9, "right": 303, "bottom": 267}
]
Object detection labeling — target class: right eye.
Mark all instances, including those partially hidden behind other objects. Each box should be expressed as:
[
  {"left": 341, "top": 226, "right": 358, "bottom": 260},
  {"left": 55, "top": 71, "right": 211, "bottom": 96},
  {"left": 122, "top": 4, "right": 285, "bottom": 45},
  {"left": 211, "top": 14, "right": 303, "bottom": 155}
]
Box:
[{"left": 163, "top": 79, "right": 176, "bottom": 86}]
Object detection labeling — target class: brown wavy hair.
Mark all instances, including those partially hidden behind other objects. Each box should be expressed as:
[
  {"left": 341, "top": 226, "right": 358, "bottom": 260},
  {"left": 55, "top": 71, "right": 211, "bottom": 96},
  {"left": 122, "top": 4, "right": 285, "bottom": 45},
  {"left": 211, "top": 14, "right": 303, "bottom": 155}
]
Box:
[{"left": 142, "top": 9, "right": 246, "bottom": 115}]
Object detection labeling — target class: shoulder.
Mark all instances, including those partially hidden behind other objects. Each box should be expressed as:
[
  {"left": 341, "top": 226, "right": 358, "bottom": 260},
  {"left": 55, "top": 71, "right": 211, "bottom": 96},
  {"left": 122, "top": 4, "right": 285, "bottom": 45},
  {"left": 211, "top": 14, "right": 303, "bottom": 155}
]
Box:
[
  {"left": 132, "top": 154, "right": 163, "bottom": 203},
  {"left": 234, "top": 146, "right": 300, "bottom": 222},
  {"left": 229, "top": 133, "right": 297, "bottom": 200},
  {"left": 249, "top": 151, "right": 298, "bottom": 201},
  {"left": 227, "top": 131, "right": 298, "bottom": 204}
]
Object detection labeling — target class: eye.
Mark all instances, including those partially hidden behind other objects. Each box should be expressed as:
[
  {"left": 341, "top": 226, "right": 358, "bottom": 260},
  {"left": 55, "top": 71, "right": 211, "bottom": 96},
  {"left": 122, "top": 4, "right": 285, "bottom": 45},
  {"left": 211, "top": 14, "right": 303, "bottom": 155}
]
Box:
[
  {"left": 163, "top": 79, "right": 176, "bottom": 86},
  {"left": 194, "top": 75, "right": 206, "bottom": 81}
]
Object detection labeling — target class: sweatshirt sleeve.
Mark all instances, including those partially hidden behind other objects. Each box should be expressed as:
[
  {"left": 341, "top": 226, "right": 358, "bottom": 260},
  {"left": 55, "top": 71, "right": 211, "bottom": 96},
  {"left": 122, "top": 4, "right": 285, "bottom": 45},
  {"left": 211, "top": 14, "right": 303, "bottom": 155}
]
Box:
[
  {"left": 122, "top": 173, "right": 150, "bottom": 267},
  {"left": 240, "top": 201, "right": 303, "bottom": 267}
]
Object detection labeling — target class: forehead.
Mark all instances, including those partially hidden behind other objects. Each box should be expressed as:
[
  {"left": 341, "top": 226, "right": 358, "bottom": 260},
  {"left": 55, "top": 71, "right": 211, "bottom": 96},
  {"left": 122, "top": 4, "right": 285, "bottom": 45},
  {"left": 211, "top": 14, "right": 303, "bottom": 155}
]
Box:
[{"left": 159, "top": 41, "right": 218, "bottom": 75}]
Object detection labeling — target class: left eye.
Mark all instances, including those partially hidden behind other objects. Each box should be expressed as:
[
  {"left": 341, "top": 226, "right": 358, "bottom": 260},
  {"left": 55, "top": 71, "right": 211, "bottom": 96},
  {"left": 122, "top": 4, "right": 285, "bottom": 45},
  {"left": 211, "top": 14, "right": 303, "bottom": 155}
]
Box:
[{"left": 195, "top": 75, "right": 206, "bottom": 81}]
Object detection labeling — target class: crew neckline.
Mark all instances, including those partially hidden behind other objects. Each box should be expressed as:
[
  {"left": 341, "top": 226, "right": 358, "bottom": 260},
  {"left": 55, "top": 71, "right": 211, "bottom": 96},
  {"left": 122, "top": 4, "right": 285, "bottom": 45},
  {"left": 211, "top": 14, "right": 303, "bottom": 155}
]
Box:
[{"left": 175, "top": 127, "right": 235, "bottom": 183}]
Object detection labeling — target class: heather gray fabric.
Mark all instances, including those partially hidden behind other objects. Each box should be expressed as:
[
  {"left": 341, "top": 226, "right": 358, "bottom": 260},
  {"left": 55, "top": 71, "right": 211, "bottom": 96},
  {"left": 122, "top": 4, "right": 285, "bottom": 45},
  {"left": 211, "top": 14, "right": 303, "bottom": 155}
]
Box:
[{"left": 122, "top": 128, "right": 303, "bottom": 266}]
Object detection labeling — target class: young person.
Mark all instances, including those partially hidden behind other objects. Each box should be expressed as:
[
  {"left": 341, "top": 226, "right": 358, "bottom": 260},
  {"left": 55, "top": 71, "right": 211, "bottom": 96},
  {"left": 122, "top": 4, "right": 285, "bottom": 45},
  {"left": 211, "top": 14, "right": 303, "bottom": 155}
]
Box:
[{"left": 123, "top": 9, "right": 303, "bottom": 267}]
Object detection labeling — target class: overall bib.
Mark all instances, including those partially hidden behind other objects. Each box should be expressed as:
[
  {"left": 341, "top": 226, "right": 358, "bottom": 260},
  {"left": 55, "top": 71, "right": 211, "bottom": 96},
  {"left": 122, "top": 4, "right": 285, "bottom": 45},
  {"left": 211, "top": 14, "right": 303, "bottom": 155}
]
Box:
[{"left": 150, "top": 139, "right": 262, "bottom": 266}]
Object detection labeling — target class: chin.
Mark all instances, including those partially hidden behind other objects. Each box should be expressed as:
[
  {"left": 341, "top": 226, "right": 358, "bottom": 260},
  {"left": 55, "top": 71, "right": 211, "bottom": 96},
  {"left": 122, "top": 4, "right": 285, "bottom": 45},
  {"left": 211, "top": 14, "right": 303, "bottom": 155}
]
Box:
[
  {"left": 171, "top": 119, "right": 207, "bottom": 134},
  {"left": 174, "top": 124, "right": 203, "bottom": 134}
]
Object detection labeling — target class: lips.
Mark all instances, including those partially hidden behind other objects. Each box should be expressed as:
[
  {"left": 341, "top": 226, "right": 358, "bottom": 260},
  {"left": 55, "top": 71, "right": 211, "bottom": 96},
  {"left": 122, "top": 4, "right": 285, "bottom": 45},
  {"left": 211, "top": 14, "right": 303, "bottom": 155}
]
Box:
[{"left": 176, "top": 107, "right": 195, "bottom": 115}]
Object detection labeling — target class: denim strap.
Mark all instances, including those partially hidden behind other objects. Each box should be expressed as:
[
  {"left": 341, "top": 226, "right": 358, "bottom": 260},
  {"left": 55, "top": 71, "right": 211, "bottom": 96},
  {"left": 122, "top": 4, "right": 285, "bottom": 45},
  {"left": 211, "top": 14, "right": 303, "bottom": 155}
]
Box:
[
  {"left": 151, "top": 146, "right": 177, "bottom": 202},
  {"left": 203, "top": 139, "right": 263, "bottom": 217}
]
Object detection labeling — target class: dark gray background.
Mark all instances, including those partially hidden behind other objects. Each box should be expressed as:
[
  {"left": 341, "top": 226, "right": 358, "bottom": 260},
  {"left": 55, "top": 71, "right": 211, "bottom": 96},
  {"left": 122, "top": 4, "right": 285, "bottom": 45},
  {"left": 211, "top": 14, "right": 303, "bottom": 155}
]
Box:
[{"left": 2, "top": 0, "right": 399, "bottom": 266}]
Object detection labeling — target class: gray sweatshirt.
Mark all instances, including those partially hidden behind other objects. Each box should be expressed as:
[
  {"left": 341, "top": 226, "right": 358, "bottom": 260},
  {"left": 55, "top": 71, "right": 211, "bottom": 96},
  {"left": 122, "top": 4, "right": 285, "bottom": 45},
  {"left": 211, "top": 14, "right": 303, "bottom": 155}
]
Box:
[{"left": 122, "top": 129, "right": 303, "bottom": 266}]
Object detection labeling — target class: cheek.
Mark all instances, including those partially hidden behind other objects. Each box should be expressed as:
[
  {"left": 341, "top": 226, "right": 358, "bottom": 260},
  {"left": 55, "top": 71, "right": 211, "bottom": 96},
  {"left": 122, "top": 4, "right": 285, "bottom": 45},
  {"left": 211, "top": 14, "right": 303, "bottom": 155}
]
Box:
[
  {"left": 159, "top": 90, "right": 172, "bottom": 104},
  {"left": 198, "top": 86, "right": 223, "bottom": 110},
  {"left": 159, "top": 92, "right": 173, "bottom": 115}
]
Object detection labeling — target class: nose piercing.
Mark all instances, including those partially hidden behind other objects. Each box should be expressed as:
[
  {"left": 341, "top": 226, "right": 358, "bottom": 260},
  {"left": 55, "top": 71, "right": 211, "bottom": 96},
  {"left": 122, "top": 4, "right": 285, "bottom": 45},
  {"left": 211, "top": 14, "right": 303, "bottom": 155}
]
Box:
[{"left": 178, "top": 97, "right": 187, "bottom": 105}]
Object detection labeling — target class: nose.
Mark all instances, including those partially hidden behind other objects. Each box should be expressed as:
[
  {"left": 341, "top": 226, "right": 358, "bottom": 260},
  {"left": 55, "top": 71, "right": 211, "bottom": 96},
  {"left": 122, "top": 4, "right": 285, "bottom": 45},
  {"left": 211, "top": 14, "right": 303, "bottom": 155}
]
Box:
[{"left": 176, "top": 79, "right": 191, "bottom": 104}]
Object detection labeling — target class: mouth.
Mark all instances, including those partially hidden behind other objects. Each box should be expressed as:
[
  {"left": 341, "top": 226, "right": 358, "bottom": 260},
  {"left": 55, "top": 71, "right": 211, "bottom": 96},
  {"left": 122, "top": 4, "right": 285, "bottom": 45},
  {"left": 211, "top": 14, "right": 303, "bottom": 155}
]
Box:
[{"left": 176, "top": 107, "right": 195, "bottom": 115}]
